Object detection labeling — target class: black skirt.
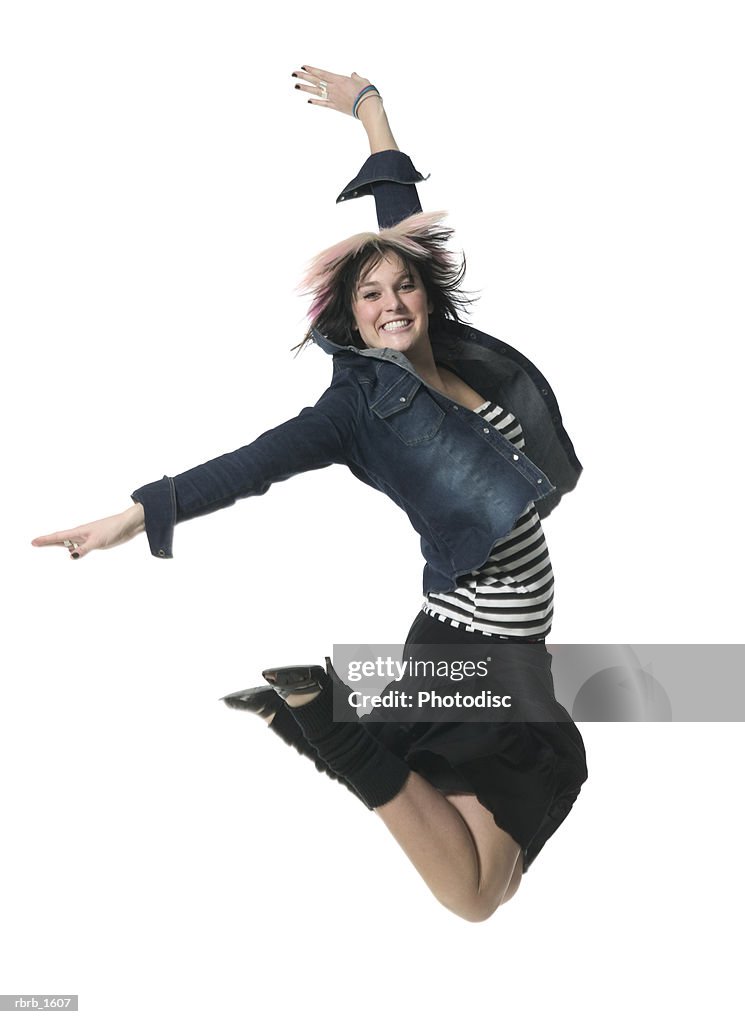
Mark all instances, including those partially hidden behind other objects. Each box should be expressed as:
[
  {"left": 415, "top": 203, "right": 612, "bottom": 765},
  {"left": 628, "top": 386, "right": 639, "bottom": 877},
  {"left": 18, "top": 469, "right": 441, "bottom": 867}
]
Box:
[{"left": 361, "top": 610, "right": 589, "bottom": 873}]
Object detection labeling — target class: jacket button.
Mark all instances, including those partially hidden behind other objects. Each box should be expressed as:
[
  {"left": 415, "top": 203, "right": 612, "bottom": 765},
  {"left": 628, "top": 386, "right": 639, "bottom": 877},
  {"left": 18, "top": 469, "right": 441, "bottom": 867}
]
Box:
[
  {"left": 399, "top": 396, "right": 406, "bottom": 402},
  {"left": 537, "top": 478, "right": 542, "bottom": 484},
  {"left": 483, "top": 427, "right": 489, "bottom": 433},
  {"left": 513, "top": 454, "right": 519, "bottom": 460},
  {"left": 157, "top": 549, "right": 166, "bottom": 557},
  {"left": 452, "top": 405, "right": 458, "bottom": 411}
]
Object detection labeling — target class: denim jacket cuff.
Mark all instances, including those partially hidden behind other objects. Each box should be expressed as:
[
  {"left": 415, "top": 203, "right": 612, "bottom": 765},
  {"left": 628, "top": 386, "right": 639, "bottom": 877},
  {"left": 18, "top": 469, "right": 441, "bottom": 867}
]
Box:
[
  {"left": 130, "top": 475, "right": 176, "bottom": 559},
  {"left": 336, "top": 150, "right": 429, "bottom": 204}
]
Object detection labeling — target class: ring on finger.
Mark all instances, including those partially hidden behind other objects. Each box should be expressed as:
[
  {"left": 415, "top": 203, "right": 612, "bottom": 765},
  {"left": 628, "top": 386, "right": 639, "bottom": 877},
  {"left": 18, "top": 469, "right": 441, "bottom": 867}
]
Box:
[{"left": 318, "top": 81, "right": 328, "bottom": 100}]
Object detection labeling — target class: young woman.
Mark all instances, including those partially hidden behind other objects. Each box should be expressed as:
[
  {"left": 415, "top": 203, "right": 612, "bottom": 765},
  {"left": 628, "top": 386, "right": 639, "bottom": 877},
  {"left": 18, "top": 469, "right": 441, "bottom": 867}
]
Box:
[{"left": 32, "top": 67, "right": 587, "bottom": 923}]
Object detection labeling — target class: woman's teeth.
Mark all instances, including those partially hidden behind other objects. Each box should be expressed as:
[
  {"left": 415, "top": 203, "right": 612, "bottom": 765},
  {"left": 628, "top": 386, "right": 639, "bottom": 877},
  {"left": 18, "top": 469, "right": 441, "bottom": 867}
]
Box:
[{"left": 382, "top": 320, "right": 412, "bottom": 332}]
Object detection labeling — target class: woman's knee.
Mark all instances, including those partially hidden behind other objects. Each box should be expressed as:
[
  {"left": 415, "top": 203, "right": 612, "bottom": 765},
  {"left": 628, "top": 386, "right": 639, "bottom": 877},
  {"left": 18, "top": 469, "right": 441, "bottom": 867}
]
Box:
[
  {"left": 441, "top": 892, "right": 502, "bottom": 923},
  {"left": 441, "top": 876, "right": 521, "bottom": 922},
  {"left": 445, "top": 852, "right": 524, "bottom": 921}
]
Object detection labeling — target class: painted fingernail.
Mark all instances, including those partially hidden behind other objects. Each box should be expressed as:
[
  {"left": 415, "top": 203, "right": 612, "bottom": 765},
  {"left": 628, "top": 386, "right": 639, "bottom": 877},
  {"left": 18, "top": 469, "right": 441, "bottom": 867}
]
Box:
[
  {"left": 301, "top": 65, "right": 308, "bottom": 70},
  {"left": 295, "top": 83, "right": 300, "bottom": 89},
  {"left": 291, "top": 72, "right": 297, "bottom": 77},
  {"left": 71, "top": 551, "right": 80, "bottom": 559}
]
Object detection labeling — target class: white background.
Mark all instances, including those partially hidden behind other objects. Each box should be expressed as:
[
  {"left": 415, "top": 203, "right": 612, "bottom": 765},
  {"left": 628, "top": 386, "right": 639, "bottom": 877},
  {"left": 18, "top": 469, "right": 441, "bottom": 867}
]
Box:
[{"left": 2, "top": 1, "right": 743, "bottom": 1021}]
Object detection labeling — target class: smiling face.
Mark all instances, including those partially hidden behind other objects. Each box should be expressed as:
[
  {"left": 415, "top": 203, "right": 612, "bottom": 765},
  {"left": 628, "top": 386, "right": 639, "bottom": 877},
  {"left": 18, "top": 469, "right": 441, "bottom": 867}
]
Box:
[{"left": 351, "top": 252, "right": 434, "bottom": 354}]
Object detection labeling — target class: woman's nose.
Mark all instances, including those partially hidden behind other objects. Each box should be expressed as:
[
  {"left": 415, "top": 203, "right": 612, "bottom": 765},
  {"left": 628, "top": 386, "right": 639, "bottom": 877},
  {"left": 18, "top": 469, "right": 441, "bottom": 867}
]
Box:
[{"left": 385, "top": 292, "right": 406, "bottom": 311}]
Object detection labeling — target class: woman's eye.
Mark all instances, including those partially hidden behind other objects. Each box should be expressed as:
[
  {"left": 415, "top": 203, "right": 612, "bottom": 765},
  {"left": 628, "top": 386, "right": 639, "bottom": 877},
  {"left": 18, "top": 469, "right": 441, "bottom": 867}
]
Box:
[{"left": 360, "top": 282, "right": 413, "bottom": 300}]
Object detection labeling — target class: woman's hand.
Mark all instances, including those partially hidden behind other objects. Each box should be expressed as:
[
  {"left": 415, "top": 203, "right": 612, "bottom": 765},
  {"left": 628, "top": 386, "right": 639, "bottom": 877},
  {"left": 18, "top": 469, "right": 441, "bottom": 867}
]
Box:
[
  {"left": 292, "top": 64, "right": 397, "bottom": 153},
  {"left": 31, "top": 503, "right": 146, "bottom": 560},
  {"left": 291, "top": 65, "right": 378, "bottom": 118}
]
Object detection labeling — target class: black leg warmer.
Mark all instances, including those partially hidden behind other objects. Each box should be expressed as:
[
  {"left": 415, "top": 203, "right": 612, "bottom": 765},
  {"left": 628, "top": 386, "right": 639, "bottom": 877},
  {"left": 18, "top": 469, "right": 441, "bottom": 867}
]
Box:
[
  {"left": 267, "top": 703, "right": 365, "bottom": 803},
  {"left": 285, "top": 674, "right": 411, "bottom": 810}
]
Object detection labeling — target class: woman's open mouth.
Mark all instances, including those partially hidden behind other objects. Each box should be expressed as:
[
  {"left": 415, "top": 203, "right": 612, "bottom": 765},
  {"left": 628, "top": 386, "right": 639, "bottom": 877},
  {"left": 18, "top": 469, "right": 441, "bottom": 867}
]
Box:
[{"left": 381, "top": 319, "right": 413, "bottom": 334}]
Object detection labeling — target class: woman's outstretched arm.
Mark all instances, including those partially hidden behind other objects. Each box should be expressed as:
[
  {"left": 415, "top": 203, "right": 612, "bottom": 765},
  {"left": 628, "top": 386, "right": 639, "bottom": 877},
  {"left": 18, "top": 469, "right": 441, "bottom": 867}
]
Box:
[{"left": 32, "top": 368, "right": 361, "bottom": 562}]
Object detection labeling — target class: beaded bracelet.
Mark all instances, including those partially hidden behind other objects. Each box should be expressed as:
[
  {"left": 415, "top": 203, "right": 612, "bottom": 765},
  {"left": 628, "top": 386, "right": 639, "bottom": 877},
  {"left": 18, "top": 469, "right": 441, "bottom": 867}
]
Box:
[{"left": 353, "top": 84, "right": 382, "bottom": 118}]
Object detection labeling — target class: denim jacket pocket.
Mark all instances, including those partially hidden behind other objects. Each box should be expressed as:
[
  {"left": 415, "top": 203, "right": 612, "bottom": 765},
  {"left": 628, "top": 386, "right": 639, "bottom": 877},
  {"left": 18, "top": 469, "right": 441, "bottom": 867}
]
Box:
[{"left": 370, "top": 375, "right": 445, "bottom": 446}]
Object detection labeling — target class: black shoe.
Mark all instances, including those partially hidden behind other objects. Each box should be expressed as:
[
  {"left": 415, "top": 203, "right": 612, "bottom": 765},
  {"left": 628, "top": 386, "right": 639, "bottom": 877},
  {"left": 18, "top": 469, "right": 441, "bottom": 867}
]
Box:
[
  {"left": 260, "top": 664, "right": 327, "bottom": 700},
  {"left": 219, "top": 684, "right": 284, "bottom": 720}
]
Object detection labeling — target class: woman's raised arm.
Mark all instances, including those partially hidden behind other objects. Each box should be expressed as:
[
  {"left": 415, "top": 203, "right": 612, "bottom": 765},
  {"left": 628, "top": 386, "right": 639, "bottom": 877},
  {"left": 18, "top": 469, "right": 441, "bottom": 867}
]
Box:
[{"left": 291, "top": 64, "right": 427, "bottom": 229}]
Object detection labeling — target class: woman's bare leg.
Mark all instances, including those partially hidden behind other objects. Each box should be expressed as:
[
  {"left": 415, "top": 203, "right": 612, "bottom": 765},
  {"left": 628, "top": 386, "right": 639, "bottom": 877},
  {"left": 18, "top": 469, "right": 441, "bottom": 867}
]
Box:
[
  {"left": 284, "top": 689, "right": 523, "bottom": 922},
  {"left": 445, "top": 792, "right": 525, "bottom": 905},
  {"left": 374, "top": 773, "right": 523, "bottom": 922}
]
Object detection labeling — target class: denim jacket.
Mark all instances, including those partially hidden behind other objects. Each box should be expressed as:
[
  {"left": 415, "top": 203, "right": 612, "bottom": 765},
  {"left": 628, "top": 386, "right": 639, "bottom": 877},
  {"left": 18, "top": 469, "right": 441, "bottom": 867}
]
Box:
[{"left": 131, "top": 151, "right": 582, "bottom": 595}]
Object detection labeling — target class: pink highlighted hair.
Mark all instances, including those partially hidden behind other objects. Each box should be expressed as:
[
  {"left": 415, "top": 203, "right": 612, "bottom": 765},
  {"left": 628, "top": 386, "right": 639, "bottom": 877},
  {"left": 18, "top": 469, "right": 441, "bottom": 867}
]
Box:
[{"left": 294, "top": 210, "right": 475, "bottom": 353}]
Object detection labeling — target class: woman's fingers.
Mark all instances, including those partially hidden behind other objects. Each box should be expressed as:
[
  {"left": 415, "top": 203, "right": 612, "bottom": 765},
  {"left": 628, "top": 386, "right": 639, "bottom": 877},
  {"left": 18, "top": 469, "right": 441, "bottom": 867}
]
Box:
[
  {"left": 291, "top": 71, "right": 319, "bottom": 87},
  {"left": 291, "top": 68, "right": 331, "bottom": 84},
  {"left": 292, "top": 67, "right": 334, "bottom": 108},
  {"left": 292, "top": 66, "right": 368, "bottom": 89},
  {"left": 64, "top": 539, "right": 84, "bottom": 559},
  {"left": 294, "top": 80, "right": 328, "bottom": 97},
  {"left": 33, "top": 533, "right": 95, "bottom": 559},
  {"left": 292, "top": 66, "right": 374, "bottom": 118},
  {"left": 297, "top": 64, "right": 339, "bottom": 81},
  {"left": 31, "top": 529, "right": 88, "bottom": 559},
  {"left": 31, "top": 529, "right": 85, "bottom": 548}
]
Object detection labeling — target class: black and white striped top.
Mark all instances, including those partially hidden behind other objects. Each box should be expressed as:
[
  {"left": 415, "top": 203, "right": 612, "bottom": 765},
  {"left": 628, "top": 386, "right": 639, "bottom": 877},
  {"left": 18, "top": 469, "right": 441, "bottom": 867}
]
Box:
[{"left": 422, "top": 398, "right": 554, "bottom": 639}]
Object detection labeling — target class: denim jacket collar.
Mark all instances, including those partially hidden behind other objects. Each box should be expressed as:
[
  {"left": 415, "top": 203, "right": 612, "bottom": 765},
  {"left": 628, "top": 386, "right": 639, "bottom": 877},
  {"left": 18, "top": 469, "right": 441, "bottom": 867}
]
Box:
[{"left": 310, "top": 317, "right": 568, "bottom": 425}]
